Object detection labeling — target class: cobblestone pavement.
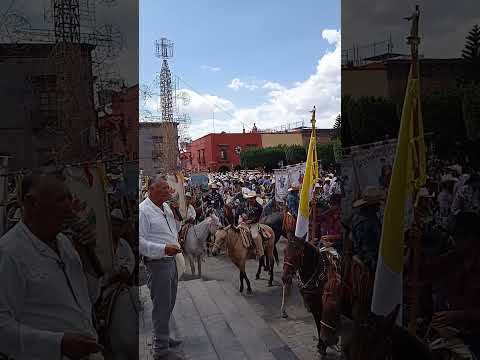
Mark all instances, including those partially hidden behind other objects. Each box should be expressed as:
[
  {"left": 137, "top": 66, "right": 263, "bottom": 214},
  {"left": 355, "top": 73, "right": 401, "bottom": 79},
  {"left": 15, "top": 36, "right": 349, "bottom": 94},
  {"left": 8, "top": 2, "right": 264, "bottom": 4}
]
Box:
[{"left": 139, "top": 237, "right": 342, "bottom": 360}]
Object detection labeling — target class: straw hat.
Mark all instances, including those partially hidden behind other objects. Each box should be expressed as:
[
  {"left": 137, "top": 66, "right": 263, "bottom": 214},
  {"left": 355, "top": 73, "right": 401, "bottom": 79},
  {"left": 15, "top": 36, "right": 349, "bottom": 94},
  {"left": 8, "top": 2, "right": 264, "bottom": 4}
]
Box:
[
  {"left": 446, "top": 164, "right": 462, "bottom": 175},
  {"left": 441, "top": 174, "right": 458, "bottom": 183},
  {"left": 288, "top": 185, "right": 299, "bottom": 192},
  {"left": 243, "top": 191, "right": 257, "bottom": 199},
  {"left": 352, "top": 186, "right": 385, "bottom": 208},
  {"left": 418, "top": 187, "right": 434, "bottom": 198}
]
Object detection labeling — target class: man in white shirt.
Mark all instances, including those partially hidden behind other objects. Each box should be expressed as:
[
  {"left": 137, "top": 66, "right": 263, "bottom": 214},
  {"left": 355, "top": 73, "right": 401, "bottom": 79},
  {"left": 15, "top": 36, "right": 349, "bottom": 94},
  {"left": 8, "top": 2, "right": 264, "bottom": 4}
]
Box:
[
  {"left": 0, "top": 172, "right": 103, "bottom": 360},
  {"left": 139, "top": 175, "right": 184, "bottom": 360}
]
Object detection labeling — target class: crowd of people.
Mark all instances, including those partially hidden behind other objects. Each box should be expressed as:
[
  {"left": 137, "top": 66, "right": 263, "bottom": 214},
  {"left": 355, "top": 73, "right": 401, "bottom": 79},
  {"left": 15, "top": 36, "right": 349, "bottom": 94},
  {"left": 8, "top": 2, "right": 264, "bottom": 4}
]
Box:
[
  {"left": 138, "top": 168, "right": 343, "bottom": 359},
  {"left": 342, "top": 158, "right": 480, "bottom": 358}
]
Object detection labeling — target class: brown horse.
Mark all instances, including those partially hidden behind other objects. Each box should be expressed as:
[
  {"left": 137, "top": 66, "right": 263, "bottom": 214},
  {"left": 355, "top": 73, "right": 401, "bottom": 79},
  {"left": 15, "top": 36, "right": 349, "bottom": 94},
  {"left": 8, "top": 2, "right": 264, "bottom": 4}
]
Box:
[
  {"left": 282, "top": 235, "right": 340, "bottom": 357},
  {"left": 211, "top": 224, "right": 276, "bottom": 292},
  {"left": 342, "top": 305, "right": 433, "bottom": 360}
]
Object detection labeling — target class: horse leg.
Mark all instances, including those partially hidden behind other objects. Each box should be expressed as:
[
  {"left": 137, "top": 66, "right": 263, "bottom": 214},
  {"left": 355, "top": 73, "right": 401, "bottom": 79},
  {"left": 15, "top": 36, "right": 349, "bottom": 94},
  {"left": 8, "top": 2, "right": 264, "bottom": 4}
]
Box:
[
  {"left": 281, "top": 283, "right": 291, "bottom": 318},
  {"left": 243, "top": 271, "right": 252, "bottom": 294},
  {"left": 188, "top": 255, "right": 195, "bottom": 276},
  {"left": 268, "top": 255, "right": 274, "bottom": 287},
  {"left": 256, "top": 256, "right": 263, "bottom": 280},
  {"left": 273, "top": 245, "right": 279, "bottom": 266},
  {"left": 309, "top": 295, "right": 328, "bottom": 356},
  {"left": 239, "top": 271, "right": 244, "bottom": 293},
  {"left": 197, "top": 256, "right": 202, "bottom": 278}
]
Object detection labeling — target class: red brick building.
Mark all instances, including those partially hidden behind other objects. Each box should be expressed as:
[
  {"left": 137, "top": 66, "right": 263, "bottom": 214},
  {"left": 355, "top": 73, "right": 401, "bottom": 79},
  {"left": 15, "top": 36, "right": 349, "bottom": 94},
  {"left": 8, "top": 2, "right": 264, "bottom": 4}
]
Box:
[{"left": 189, "top": 132, "right": 262, "bottom": 172}]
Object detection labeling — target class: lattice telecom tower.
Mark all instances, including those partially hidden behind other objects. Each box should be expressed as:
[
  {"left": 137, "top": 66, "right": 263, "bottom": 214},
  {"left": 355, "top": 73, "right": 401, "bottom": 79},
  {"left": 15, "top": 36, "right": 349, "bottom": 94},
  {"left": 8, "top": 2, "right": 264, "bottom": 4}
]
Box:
[{"left": 155, "top": 38, "right": 174, "bottom": 123}]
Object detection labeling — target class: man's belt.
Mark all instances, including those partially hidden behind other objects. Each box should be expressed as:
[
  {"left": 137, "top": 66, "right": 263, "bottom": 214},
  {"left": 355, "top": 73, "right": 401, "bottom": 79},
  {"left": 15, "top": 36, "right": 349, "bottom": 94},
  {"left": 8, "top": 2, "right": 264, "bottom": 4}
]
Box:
[{"left": 143, "top": 256, "right": 174, "bottom": 263}]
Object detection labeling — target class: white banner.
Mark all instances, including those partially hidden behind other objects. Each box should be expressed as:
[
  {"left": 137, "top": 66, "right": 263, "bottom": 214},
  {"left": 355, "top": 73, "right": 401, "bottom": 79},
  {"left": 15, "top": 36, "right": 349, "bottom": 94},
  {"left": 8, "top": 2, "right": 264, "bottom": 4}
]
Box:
[
  {"left": 63, "top": 164, "right": 114, "bottom": 272},
  {"left": 341, "top": 139, "right": 413, "bottom": 228},
  {"left": 274, "top": 169, "right": 289, "bottom": 202},
  {"left": 287, "top": 162, "right": 306, "bottom": 188}
]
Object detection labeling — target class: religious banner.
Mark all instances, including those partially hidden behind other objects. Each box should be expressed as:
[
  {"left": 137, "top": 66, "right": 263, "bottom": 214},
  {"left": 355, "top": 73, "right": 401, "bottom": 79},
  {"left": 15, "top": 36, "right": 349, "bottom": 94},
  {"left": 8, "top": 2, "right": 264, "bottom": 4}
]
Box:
[
  {"left": 63, "top": 163, "right": 114, "bottom": 273},
  {"left": 167, "top": 173, "right": 187, "bottom": 219},
  {"left": 274, "top": 168, "right": 289, "bottom": 202},
  {"left": 287, "top": 162, "right": 306, "bottom": 188},
  {"left": 341, "top": 139, "right": 413, "bottom": 228}
]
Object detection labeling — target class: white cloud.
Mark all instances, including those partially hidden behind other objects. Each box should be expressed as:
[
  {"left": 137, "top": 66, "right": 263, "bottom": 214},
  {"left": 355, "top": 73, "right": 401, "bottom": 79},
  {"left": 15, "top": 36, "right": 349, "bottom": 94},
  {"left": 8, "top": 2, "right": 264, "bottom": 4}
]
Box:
[
  {"left": 228, "top": 78, "right": 258, "bottom": 91},
  {"left": 322, "top": 29, "right": 341, "bottom": 45},
  {"left": 201, "top": 65, "right": 221, "bottom": 72},
  {"left": 263, "top": 82, "right": 285, "bottom": 91},
  {"left": 228, "top": 78, "right": 244, "bottom": 91},
  {"left": 171, "top": 29, "right": 340, "bottom": 139}
]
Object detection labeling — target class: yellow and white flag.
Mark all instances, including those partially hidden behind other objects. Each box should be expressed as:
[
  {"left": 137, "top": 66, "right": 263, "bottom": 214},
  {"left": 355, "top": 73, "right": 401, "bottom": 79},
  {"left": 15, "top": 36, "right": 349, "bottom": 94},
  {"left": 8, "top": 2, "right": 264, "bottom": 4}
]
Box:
[
  {"left": 295, "top": 107, "right": 319, "bottom": 239},
  {"left": 371, "top": 67, "right": 426, "bottom": 324}
]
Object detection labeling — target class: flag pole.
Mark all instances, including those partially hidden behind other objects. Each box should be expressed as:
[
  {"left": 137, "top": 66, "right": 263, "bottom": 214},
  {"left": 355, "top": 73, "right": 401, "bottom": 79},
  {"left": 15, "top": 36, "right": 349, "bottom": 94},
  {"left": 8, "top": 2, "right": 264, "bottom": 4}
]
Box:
[
  {"left": 310, "top": 107, "right": 317, "bottom": 244},
  {"left": 406, "top": 4, "right": 424, "bottom": 335}
]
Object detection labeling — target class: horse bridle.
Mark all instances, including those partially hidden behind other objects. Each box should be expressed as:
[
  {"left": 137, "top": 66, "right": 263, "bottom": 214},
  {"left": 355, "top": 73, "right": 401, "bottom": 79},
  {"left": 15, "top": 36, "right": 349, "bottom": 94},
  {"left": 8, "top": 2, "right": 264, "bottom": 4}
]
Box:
[{"left": 284, "top": 239, "right": 327, "bottom": 292}]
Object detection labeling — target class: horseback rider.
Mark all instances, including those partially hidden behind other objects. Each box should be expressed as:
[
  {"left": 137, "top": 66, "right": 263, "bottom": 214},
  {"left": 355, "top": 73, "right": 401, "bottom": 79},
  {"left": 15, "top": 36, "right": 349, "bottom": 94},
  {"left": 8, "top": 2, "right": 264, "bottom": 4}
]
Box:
[
  {"left": 178, "top": 193, "right": 196, "bottom": 248},
  {"left": 351, "top": 186, "right": 385, "bottom": 274},
  {"left": 286, "top": 185, "right": 300, "bottom": 219},
  {"left": 203, "top": 183, "right": 224, "bottom": 214},
  {"left": 240, "top": 191, "right": 265, "bottom": 259}
]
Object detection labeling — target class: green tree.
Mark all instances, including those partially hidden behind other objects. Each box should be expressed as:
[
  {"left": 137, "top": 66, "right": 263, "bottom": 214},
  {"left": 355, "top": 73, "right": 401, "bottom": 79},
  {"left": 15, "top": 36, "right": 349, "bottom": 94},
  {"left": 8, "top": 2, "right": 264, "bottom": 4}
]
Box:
[{"left": 462, "top": 24, "right": 480, "bottom": 83}]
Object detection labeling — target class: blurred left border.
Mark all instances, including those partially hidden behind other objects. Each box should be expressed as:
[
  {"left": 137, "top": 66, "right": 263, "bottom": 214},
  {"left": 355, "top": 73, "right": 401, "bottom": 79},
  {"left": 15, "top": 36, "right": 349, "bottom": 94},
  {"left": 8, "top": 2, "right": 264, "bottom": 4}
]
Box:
[{"left": 0, "top": 1, "right": 139, "bottom": 359}]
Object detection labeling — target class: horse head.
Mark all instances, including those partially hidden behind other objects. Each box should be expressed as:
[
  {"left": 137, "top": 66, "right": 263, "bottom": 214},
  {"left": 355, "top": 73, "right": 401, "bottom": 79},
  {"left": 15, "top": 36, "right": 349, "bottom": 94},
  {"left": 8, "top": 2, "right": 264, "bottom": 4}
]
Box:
[
  {"left": 208, "top": 213, "right": 222, "bottom": 234},
  {"left": 281, "top": 235, "right": 306, "bottom": 284},
  {"left": 211, "top": 226, "right": 229, "bottom": 256},
  {"left": 343, "top": 305, "right": 401, "bottom": 360}
]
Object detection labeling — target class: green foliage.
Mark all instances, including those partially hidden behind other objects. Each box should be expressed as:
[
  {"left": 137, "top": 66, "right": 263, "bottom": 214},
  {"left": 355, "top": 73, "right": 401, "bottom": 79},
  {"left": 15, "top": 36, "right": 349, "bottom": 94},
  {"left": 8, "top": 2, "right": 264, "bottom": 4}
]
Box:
[
  {"left": 316, "top": 143, "right": 335, "bottom": 169},
  {"left": 462, "top": 24, "right": 480, "bottom": 84},
  {"left": 240, "top": 142, "right": 336, "bottom": 170},
  {"left": 342, "top": 96, "right": 399, "bottom": 146},
  {"left": 342, "top": 92, "right": 467, "bottom": 153},
  {"left": 285, "top": 145, "right": 306, "bottom": 164}
]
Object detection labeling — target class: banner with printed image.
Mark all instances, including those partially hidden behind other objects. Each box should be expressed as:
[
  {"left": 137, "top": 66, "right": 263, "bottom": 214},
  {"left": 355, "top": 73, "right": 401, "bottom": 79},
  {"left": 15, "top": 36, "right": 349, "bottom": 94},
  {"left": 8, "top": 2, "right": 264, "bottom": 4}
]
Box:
[{"left": 274, "top": 169, "right": 289, "bottom": 202}]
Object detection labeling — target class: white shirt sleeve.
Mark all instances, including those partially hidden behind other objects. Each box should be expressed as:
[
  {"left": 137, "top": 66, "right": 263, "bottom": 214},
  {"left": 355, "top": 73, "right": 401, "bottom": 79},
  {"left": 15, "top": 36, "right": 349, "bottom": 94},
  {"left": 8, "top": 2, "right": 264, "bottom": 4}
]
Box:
[
  {"left": 139, "top": 211, "right": 165, "bottom": 258},
  {"left": 0, "top": 251, "right": 64, "bottom": 360}
]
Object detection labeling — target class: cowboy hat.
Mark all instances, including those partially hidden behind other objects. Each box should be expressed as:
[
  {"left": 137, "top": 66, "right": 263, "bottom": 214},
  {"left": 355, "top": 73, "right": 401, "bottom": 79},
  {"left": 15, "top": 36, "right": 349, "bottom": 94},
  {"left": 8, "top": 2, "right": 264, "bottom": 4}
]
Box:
[
  {"left": 446, "top": 164, "right": 462, "bottom": 175},
  {"left": 209, "top": 183, "right": 218, "bottom": 189},
  {"left": 352, "top": 186, "right": 385, "bottom": 208},
  {"left": 418, "top": 187, "right": 434, "bottom": 198},
  {"left": 243, "top": 191, "right": 257, "bottom": 199},
  {"left": 441, "top": 174, "right": 458, "bottom": 183},
  {"left": 256, "top": 197, "right": 265, "bottom": 206},
  {"left": 185, "top": 192, "right": 192, "bottom": 198}
]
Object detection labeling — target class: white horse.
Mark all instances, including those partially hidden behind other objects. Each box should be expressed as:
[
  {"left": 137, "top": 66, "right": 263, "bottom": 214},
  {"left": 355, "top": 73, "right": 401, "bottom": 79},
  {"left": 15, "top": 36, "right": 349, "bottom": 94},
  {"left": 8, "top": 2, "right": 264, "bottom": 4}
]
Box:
[
  {"left": 183, "top": 214, "right": 222, "bottom": 277},
  {"left": 101, "top": 284, "right": 141, "bottom": 360},
  {"left": 109, "top": 286, "right": 140, "bottom": 360}
]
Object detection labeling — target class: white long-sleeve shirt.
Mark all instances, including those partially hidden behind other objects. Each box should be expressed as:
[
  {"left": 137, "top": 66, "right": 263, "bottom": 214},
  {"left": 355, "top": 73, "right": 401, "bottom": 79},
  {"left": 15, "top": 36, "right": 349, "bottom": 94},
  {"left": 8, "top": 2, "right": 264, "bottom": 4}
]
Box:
[
  {"left": 0, "top": 221, "right": 97, "bottom": 360},
  {"left": 139, "top": 197, "right": 180, "bottom": 259}
]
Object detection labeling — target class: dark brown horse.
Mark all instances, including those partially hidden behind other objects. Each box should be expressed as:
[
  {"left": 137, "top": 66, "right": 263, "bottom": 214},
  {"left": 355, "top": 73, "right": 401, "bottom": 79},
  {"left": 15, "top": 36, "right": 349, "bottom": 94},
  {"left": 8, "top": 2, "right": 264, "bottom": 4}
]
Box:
[
  {"left": 342, "top": 305, "right": 433, "bottom": 360},
  {"left": 282, "top": 235, "right": 340, "bottom": 357}
]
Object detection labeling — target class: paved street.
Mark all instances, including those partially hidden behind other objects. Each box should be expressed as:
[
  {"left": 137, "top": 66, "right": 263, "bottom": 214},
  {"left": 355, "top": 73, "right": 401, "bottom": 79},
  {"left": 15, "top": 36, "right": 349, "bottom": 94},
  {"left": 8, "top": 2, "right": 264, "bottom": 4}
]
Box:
[{"left": 139, "top": 237, "right": 342, "bottom": 360}]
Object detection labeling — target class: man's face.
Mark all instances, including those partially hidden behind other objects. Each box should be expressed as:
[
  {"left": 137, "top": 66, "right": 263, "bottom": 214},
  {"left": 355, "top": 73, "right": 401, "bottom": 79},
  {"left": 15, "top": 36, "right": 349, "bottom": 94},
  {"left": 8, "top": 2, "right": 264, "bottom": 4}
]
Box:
[
  {"left": 149, "top": 180, "right": 173, "bottom": 204},
  {"left": 28, "top": 178, "right": 73, "bottom": 234}
]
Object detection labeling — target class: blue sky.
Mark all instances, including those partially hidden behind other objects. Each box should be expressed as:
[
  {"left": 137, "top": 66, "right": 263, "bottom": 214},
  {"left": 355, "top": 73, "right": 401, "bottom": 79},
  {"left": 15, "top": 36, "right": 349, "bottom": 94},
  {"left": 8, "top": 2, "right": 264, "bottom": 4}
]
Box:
[{"left": 140, "top": 0, "right": 340, "bottom": 139}]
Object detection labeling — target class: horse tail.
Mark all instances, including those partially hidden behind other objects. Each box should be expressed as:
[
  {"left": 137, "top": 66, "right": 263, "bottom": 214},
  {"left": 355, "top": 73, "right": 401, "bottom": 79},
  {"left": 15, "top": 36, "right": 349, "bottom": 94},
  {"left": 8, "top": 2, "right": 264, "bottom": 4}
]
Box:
[{"left": 274, "top": 245, "right": 279, "bottom": 265}]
